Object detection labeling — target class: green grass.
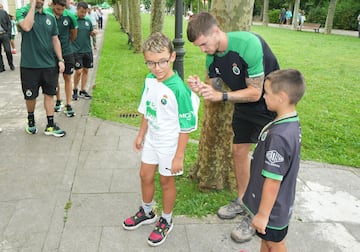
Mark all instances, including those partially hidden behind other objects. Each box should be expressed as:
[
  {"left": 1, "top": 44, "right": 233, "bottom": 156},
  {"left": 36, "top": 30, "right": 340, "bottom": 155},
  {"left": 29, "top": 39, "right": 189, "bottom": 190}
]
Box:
[{"left": 90, "top": 14, "right": 360, "bottom": 216}]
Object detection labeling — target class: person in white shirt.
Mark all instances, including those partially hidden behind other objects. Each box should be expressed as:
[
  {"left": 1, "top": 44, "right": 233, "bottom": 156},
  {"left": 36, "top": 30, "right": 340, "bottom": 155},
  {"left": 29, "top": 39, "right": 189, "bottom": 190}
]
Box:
[{"left": 95, "top": 7, "right": 103, "bottom": 29}]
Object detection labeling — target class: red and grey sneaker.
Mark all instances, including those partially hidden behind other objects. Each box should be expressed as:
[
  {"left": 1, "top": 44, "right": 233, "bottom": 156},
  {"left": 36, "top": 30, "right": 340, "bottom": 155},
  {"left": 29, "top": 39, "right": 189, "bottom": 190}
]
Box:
[
  {"left": 147, "top": 217, "right": 173, "bottom": 247},
  {"left": 122, "top": 206, "right": 156, "bottom": 231}
]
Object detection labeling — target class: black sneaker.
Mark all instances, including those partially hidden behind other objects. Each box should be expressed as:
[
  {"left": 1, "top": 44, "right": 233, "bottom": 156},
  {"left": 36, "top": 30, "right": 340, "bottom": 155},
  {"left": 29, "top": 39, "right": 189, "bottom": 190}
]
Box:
[
  {"left": 147, "top": 217, "right": 173, "bottom": 246},
  {"left": 44, "top": 124, "right": 66, "bottom": 137},
  {"left": 72, "top": 89, "right": 78, "bottom": 101},
  {"left": 79, "top": 90, "right": 92, "bottom": 100},
  {"left": 25, "top": 119, "right": 38, "bottom": 135},
  {"left": 64, "top": 105, "right": 75, "bottom": 117},
  {"left": 123, "top": 206, "right": 157, "bottom": 231},
  {"left": 54, "top": 100, "right": 64, "bottom": 112}
]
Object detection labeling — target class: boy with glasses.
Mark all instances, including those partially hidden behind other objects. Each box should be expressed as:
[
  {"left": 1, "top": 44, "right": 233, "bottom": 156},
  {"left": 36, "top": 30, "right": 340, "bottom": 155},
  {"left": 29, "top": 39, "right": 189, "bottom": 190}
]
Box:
[{"left": 122, "top": 32, "right": 199, "bottom": 247}]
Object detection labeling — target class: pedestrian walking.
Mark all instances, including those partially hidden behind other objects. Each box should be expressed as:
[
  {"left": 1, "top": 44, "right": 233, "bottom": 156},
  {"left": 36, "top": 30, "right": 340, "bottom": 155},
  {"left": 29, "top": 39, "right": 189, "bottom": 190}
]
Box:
[
  {"left": 9, "top": 14, "right": 17, "bottom": 54},
  {"left": 0, "top": 4, "right": 15, "bottom": 72},
  {"left": 16, "top": 0, "right": 66, "bottom": 137},
  {"left": 72, "top": 1, "right": 96, "bottom": 100},
  {"left": 46, "top": 0, "right": 78, "bottom": 117}
]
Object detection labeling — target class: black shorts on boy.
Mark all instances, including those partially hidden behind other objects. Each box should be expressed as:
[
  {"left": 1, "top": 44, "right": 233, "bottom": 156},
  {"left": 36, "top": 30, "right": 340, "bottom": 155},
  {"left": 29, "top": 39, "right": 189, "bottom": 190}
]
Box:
[{"left": 256, "top": 226, "right": 288, "bottom": 243}]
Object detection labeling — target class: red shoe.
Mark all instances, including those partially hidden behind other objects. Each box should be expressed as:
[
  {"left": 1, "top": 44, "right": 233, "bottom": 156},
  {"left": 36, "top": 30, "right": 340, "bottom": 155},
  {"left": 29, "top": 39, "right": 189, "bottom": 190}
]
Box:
[
  {"left": 123, "top": 206, "right": 157, "bottom": 230},
  {"left": 147, "top": 217, "right": 173, "bottom": 246}
]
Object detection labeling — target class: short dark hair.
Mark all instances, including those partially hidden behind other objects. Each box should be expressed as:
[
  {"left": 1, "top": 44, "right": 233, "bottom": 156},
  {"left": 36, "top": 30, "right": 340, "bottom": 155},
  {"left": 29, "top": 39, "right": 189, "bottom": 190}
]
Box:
[
  {"left": 53, "top": 0, "right": 66, "bottom": 7},
  {"left": 187, "top": 12, "right": 218, "bottom": 42},
  {"left": 266, "top": 69, "right": 306, "bottom": 105},
  {"left": 77, "top": 1, "right": 88, "bottom": 9}
]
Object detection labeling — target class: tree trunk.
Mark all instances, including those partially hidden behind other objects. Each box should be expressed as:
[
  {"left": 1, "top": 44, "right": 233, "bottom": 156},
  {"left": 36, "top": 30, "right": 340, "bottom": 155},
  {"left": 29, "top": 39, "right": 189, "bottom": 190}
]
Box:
[
  {"left": 151, "top": 0, "right": 165, "bottom": 33},
  {"left": 262, "top": 0, "right": 269, "bottom": 26},
  {"left": 129, "top": 0, "right": 135, "bottom": 35},
  {"left": 129, "top": 0, "right": 142, "bottom": 53},
  {"left": 291, "top": 0, "right": 300, "bottom": 30},
  {"left": 212, "top": 0, "right": 255, "bottom": 32},
  {"left": 324, "top": 0, "right": 337, "bottom": 35},
  {"left": 121, "top": 0, "right": 129, "bottom": 31},
  {"left": 114, "top": 2, "right": 120, "bottom": 22},
  {"left": 189, "top": 0, "right": 255, "bottom": 191}
]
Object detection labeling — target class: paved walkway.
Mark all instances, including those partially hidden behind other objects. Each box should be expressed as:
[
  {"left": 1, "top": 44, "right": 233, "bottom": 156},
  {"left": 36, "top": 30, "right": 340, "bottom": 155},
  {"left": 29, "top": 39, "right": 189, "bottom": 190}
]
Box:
[
  {"left": 253, "top": 21, "right": 359, "bottom": 37},
  {"left": 0, "top": 12, "right": 359, "bottom": 252}
]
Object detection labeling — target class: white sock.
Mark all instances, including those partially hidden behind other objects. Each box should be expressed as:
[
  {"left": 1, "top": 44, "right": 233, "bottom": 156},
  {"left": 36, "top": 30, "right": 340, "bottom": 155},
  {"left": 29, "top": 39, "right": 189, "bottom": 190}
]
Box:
[
  {"left": 142, "top": 200, "right": 153, "bottom": 216},
  {"left": 162, "top": 211, "right": 172, "bottom": 224}
]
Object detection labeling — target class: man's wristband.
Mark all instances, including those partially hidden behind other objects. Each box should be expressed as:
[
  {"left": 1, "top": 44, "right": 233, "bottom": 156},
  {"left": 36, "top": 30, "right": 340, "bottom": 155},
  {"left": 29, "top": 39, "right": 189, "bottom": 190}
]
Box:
[
  {"left": 222, "top": 92, "right": 228, "bottom": 102},
  {"left": 58, "top": 59, "right": 65, "bottom": 63}
]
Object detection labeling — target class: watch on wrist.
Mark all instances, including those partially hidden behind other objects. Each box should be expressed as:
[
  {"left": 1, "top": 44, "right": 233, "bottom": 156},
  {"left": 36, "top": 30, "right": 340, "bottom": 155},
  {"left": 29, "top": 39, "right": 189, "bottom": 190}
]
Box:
[
  {"left": 58, "top": 59, "right": 65, "bottom": 63},
  {"left": 222, "top": 92, "right": 228, "bottom": 102}
]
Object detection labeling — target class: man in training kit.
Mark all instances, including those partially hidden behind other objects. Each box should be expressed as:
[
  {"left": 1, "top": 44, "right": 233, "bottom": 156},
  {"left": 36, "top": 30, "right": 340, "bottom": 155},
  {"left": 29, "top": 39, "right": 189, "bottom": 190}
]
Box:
[
  {"left": 71, "top": 1, "right": 96, "bottom": 100},
  {"left": 17, "top": 0, "right": 66, "bottom": 137},
  {"left": 46, "top": 0, "right": 78, "bottom": 117},
  {"left": 186, "top": 12, "right": 279, "bottom": 241}
]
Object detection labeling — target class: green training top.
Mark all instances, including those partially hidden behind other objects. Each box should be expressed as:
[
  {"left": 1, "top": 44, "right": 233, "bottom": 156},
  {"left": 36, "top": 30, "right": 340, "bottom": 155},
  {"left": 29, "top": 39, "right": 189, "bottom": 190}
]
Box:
[
  {"left": 16, "top": 4, "right": 59, "bottom": 68},
  {"left": 71, "top": 16, "right": 93, "bottom": 53},
  {"left": 45, "top": 8, "right": 78, "bottom": 56}
]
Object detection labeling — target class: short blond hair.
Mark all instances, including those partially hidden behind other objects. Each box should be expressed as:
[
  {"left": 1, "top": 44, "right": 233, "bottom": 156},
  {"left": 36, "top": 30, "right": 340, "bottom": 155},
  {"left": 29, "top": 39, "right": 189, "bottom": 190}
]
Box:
[{"left": 142, "top": 32, "right": 174, "bottom": 54}]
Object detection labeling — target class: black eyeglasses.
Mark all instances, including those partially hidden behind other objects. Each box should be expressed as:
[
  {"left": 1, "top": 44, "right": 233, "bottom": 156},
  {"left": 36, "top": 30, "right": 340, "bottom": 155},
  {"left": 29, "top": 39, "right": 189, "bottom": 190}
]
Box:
[{"left": 144, "top": 57, "right": 171, "bottom": 69}]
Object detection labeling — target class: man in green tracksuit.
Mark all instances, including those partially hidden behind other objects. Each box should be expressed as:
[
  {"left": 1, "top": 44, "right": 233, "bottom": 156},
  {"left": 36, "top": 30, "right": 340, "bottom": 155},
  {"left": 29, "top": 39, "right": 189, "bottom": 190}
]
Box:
[
  {"left": 46, "top": 0, "right": 78, "bottom": 117},
  {"left": 17, "top": 0, "right": 66, "bottom": 137},
  {"left": 71, "top": 1, "right": 97, "bottom": 100}
]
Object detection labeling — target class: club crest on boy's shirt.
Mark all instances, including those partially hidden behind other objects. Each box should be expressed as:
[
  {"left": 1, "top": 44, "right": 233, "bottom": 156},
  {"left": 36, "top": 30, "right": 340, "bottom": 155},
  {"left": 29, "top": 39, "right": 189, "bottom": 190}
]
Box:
[
  {"left": 265, "top": 150, "right": 284, "bottom": 167},
  {"left": 161, "top": 94, "right": 168, "bottom": 105}
]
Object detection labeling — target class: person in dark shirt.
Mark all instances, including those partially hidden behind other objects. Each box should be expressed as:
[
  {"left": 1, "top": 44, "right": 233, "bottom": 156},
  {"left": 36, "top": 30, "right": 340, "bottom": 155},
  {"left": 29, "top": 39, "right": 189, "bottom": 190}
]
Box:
[
  {"left": 0, "top": 4, "right": 14, "bottom": 72},
  {"left": 234, "top": 69, "right": 305, "bottom": 251},
  {"left": 186, "top": 12, "right": 279, "bottom": 242}
]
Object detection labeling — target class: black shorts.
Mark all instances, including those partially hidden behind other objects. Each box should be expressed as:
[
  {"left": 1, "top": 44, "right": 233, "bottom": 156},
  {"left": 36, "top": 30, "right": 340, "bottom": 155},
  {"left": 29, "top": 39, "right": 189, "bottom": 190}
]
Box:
[
  {"left": 232, "top": 110, "right": 275, "bottom": 144},
  {"left": 256, "top": 226, "right": 288, "bottom": 243},
  {"left": 74, "top": 52, "right": 93, "bottom": 69},
  {"left": 20, "top": 67, "right": 59, "bottom": 100},
  {"left": 63, "top": 54, "right": 75, "bottom": 75}
]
